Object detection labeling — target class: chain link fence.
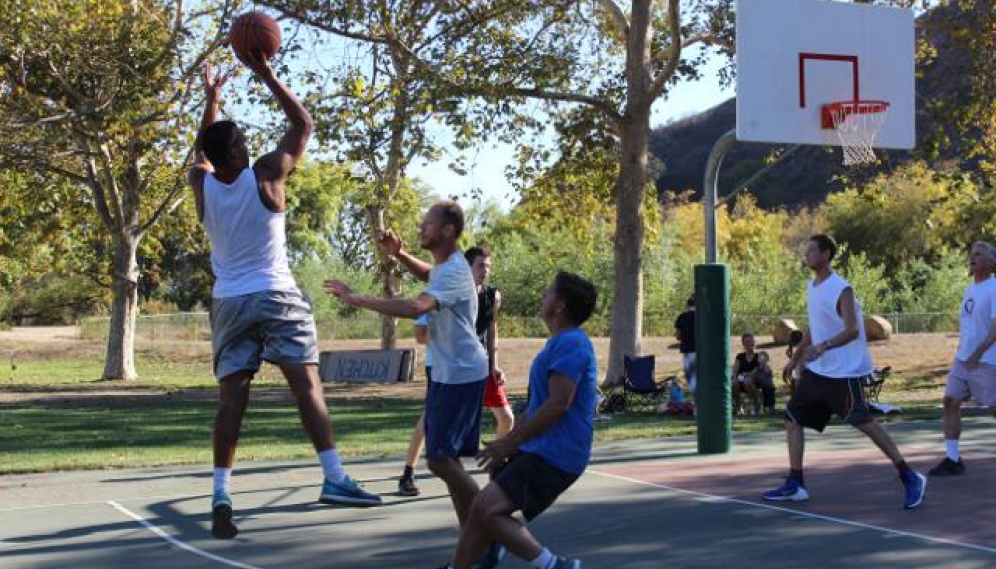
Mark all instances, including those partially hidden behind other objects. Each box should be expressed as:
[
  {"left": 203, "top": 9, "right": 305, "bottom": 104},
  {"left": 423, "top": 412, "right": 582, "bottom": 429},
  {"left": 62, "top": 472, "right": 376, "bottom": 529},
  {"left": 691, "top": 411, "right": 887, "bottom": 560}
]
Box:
[{"left": 80, "top": 311, "right": 959, "bottom": 342}]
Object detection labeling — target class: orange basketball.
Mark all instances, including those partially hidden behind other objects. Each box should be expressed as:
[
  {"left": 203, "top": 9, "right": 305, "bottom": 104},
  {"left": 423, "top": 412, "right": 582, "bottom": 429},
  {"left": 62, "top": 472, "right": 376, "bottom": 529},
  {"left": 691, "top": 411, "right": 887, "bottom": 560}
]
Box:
[{"left": 229, "top": 11, "right": 281, "bottom": 63}]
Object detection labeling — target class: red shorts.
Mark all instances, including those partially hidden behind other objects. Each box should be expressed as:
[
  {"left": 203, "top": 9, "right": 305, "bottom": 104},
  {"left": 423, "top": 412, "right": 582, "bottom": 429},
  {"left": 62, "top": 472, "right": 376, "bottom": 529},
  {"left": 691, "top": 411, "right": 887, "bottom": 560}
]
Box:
[{"left": 483, "top": 373, "right": 510, "bottom": 408}]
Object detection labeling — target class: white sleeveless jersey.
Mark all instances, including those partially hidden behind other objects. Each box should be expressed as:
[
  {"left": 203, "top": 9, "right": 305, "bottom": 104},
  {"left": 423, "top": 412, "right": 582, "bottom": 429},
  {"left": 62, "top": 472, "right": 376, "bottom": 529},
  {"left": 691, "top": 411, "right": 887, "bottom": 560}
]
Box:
[
  {"left": 202, "top": 168, "right": 298, "bottom": 298},
  {"left": 804, "top": 272, "right": 873, "bottom": 378}
]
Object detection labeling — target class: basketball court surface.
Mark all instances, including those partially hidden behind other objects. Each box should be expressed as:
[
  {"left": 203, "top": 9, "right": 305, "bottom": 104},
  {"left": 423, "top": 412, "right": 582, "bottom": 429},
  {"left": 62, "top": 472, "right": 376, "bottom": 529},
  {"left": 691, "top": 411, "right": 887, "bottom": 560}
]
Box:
[{"left": 3, "top": 417, "right": 995, "bottom": 568}]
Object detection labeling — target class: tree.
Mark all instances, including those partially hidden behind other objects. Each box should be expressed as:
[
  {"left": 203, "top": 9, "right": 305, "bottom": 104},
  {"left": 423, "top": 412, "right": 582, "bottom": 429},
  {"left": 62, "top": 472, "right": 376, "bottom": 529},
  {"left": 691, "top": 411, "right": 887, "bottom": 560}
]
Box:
[
  {"left": 260, "top": 0, "right": 559, "bottom": 349},
  {"left": 0, "top": 0, "right": 230, "bottom": 378}
]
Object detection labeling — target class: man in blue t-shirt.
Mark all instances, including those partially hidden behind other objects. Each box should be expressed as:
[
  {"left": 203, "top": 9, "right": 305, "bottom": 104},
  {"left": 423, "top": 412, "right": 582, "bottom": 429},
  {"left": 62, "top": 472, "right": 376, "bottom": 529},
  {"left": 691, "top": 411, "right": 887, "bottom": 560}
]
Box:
[
  {"left": 325, "top": 201, "right": 489, "bottom": 531},
  {"left": 436, "top": 271, "right": 598, "bottom": 569}
]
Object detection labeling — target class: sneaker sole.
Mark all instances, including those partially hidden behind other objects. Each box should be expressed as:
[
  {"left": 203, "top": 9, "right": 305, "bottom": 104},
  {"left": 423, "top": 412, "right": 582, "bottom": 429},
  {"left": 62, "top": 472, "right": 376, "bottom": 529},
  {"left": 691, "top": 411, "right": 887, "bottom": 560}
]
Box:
[
  {"left": 319, "top": 495, "right": 383, "bottom": 507},
  {"left": 762, "top": 492, "right": 810, "bottom": 502},
  {"left": 397, "top": 488, "right": 420, "bottom": 497},
  {"left": 211, "top": 504, "right": 238, "bottom": 539}
]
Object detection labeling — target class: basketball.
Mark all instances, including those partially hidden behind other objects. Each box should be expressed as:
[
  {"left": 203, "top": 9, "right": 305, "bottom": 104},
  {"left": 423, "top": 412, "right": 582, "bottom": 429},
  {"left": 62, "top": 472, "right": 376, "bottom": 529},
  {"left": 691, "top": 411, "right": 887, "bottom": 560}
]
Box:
[{"left": 229, "top": 11, "right": 281, "bottom": 63}]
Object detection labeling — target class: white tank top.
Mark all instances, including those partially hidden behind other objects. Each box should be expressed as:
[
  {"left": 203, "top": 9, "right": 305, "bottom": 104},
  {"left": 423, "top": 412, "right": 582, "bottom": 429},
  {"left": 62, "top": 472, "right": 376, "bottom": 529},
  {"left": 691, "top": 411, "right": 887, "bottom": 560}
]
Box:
[
  {"left": 805, "top": 272, "right": 873, "bottom": 378},
  {"left": 202, "top": 168, "right": 298, "bottom": 298}
]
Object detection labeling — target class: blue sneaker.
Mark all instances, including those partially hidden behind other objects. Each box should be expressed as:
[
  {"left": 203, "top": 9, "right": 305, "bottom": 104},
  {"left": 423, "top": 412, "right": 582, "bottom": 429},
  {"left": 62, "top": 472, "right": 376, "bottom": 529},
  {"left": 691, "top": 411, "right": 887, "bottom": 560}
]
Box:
[
  {"left": 901, "top": 470, "right": 927, "bottom": 509},
  {"left": 210, "top": 489, "right": 238, "bottom": 539},
  {"left": 552, "top": 558, "right": 581, "bottom": 569},
  {"left": 319, "top": 476, "right": 383, "bottom": 506},
  {"left": 471, "top": 542, "right": 507, "bottom": 569},
  {"left": 762, "top": 477, "right": 810, "bottom": 502}
]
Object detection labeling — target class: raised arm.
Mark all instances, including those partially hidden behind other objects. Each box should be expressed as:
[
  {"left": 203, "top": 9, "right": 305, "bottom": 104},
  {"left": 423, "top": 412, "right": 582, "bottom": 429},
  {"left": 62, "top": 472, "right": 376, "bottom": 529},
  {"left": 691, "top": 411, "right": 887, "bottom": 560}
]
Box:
[
  {"left": 242, "top": 50, "right": 313, "bottom": 208},
  {"left": 188, "top": 63, "right": 231, "bottom": 221},
  {"left": 378, "top": 230, "right": 432, "bottom": 282}
]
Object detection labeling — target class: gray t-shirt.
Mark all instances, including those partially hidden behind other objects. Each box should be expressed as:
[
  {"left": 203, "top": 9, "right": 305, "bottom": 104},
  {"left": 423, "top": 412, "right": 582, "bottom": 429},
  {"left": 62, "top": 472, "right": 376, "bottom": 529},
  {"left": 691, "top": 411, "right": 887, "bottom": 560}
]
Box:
[{"left": 423, "top": 252, "right": 489, "bottom": 384}]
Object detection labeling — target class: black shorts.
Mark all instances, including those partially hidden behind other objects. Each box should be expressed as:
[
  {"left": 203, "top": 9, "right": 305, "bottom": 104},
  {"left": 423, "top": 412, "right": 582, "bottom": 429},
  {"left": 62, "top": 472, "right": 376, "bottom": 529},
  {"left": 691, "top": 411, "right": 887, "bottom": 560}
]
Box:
[
  {"left": 493, "top": 452, "right": 580, "bottom": 521},
  {"left": 786, "top": 369, "right": 873, "bottom": 432}
]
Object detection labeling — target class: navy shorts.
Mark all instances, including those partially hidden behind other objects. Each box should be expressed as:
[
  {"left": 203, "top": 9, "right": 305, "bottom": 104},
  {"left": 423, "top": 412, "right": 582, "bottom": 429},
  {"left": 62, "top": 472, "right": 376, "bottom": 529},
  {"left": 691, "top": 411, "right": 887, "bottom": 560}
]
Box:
[
  {"left": 493, "top": 452, "right": 580, "bottom": 521},
  {"left": 424, "top": 379, "right": 486, "bottom": 460}
]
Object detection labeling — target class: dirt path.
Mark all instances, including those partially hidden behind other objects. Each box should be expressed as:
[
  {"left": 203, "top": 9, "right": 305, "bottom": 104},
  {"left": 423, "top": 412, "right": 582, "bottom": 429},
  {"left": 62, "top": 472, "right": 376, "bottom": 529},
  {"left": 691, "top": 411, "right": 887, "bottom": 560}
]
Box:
[{"left": 0, "top": 325, "right": 80, "bottom": 343}]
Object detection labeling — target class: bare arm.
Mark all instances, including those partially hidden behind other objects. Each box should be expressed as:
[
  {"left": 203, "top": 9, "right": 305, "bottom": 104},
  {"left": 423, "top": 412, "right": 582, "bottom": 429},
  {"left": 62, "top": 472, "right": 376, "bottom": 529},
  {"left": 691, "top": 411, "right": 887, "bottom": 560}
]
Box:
[
  {"left": 414, "top": 324, "right": 429, "bottom": 345},
  {"left": 188, "top": 64, "right": 231, "bottom": 221},
  {"left": 378, "top": 230, "right": 432, "bottom": 282},
  {"left": 966, "top": 317, "right": 996, "bottom": 368},
  {"left": 488, "top": 290, "right": 501, "bottom": 377},
  {"left": 325, "top": 281, "right": 436, "bottom": 319},
  {"left": 242, "top": 51, "right": 313, "bottom": 210}
]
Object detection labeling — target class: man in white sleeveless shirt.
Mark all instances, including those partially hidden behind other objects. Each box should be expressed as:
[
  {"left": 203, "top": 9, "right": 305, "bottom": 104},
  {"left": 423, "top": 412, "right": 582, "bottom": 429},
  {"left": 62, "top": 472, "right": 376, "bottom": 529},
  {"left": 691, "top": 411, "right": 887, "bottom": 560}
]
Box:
[
  {"left": 763, "top": 234, "right": 926, "bottom": 509},
  {"left": 188, "top": 55, "right": 380, "bottom": 539},
  {"left": 928, "top": 241, "right": 996, "bottom": 477}
]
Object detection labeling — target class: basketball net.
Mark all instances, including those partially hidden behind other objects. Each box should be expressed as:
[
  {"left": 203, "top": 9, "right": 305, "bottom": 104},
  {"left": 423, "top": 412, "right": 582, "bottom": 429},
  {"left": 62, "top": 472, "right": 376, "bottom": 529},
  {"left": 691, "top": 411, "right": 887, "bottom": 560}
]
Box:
[{"left": 826, "top": 101, "right": 890, "bottom": 166}]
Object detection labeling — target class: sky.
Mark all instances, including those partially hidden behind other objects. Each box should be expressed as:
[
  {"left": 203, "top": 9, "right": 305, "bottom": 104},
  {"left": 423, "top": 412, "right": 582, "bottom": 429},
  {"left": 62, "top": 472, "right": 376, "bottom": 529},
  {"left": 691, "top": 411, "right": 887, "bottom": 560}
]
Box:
[{"left": 407, "top": 51, "right": 734, "bottom": 211}]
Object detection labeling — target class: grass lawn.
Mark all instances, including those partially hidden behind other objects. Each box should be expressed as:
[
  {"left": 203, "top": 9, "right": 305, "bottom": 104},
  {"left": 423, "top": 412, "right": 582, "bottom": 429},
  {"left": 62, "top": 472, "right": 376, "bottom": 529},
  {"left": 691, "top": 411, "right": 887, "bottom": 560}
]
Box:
[{"left": 0, "top": 333, "right": 950, "bottom": 474}]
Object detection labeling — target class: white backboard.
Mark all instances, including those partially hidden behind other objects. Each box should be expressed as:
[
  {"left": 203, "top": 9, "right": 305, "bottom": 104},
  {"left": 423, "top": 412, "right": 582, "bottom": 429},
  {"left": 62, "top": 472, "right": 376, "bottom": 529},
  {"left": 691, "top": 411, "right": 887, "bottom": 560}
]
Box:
[{"left": 736, "top": 0, "right": 915, "bottom": 149}]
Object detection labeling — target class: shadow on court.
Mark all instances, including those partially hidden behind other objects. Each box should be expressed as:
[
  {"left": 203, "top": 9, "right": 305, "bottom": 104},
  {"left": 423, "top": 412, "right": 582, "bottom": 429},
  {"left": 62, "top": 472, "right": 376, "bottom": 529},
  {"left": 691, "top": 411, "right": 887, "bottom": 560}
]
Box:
[{"left": 2, "top": 418, "right": 995, "bottom": 568}]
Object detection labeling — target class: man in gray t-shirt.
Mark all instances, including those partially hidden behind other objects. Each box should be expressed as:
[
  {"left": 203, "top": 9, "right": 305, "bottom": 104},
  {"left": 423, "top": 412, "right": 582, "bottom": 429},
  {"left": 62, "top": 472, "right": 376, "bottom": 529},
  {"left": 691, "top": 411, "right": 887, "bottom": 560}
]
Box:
[{"left": 325, "top": 201, "right": 488, "bottom": 531}]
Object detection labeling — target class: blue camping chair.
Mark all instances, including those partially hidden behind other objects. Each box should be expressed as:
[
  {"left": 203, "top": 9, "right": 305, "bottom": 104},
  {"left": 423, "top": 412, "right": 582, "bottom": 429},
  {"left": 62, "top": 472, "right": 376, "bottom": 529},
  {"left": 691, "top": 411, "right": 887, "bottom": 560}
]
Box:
[{"left": 621, "top": 354, "right": 670, "bottom": 412}]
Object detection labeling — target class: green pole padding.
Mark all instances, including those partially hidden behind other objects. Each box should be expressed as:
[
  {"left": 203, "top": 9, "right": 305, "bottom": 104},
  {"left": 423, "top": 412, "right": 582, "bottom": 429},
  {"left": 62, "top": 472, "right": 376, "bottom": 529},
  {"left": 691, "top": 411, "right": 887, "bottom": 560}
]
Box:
[{"left": 694, "top": 264, "right": 731, "bottom": 454}]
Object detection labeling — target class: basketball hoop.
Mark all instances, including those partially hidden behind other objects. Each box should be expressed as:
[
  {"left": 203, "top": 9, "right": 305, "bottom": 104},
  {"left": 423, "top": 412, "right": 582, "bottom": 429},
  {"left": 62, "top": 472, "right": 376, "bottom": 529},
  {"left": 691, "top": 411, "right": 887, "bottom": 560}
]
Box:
[{"left": 822, "top": 100, "right": 890, "bottom": 166}]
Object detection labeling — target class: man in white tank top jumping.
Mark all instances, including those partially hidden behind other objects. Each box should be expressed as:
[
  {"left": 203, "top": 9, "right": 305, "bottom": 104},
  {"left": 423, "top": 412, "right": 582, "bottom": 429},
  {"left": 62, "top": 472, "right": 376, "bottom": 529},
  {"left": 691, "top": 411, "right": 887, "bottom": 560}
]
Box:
[
  {"left": 188, "top": 53, "right": 380, "bottom": 539},
  {"left": 762, "top": 234, "right": 927, "bottom": 509}
]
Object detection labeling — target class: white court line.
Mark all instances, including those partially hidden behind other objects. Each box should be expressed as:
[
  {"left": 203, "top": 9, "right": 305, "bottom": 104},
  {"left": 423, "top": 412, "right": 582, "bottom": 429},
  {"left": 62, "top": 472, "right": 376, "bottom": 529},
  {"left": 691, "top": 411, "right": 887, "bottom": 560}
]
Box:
[
  {"left": 587, "top": 469, "right": 996, "bottom": 556},
  {"left": 107, "top": 501, "right": 271, "bottom": 569},
  {"left": 0, "top": 492, "right": 205, "bottom": 512}
]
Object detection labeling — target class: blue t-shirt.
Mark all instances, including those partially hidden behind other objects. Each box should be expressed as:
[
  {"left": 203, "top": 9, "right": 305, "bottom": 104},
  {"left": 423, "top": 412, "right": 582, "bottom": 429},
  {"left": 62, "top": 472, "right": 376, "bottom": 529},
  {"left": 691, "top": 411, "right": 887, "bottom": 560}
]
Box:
[
  {"left": 423, "top": 252, "right": 488, "bottom": 385},
  {"left": 414, "top": 314, "right": 432, "bottom": 368},
  {"left": 520, "top": 327, "right": 598, "bottom": 475}
]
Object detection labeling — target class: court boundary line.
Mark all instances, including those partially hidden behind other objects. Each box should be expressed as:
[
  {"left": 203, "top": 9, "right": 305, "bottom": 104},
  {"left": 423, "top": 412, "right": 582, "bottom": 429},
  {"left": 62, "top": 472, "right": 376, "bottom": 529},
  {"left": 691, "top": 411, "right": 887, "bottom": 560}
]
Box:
[
  {"left": 107, "top": 501, "right": 272, "bottom": 569},
  {"left": 0, "top": 492, "right": 206, "bottom": 513},
  {"left": 588, "top": 469, "right": 996, "bottom": 556}
]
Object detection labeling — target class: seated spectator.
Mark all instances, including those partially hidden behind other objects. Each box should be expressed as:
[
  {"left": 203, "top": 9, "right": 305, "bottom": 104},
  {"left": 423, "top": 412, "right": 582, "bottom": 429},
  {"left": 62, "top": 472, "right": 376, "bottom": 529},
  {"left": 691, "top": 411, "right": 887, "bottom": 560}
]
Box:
[{"left": 732, "top": 333, "right": 761, "bottom": 415}]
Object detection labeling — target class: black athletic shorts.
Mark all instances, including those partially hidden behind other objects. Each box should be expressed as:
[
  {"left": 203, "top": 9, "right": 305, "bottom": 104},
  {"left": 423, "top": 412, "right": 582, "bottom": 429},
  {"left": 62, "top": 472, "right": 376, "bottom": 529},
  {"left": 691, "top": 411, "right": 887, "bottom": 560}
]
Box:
[
  {"left": 785, "top": 368, "right": 874, "bottom": 432},
  {"left": 493, "top": 452, "right": 580, "bottom": 521}
]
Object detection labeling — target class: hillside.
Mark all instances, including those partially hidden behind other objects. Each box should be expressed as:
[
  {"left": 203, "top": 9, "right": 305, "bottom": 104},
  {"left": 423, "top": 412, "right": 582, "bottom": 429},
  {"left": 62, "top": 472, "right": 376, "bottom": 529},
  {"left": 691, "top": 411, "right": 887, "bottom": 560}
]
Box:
[{"left": 650, "top": 1, "right": 993, "bottom": 209}]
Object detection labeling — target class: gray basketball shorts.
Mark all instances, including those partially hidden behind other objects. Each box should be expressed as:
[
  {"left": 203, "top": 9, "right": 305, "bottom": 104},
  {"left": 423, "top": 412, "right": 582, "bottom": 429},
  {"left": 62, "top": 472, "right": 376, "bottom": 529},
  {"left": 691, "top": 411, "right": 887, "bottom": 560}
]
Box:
[{"left": 209, "top": 289, "right": 319, "bottom": 381}]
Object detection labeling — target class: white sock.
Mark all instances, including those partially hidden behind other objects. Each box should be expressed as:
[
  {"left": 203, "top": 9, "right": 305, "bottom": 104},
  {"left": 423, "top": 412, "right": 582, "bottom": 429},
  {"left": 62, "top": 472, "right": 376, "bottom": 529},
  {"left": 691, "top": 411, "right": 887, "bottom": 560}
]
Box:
[
  {"left": 945, "top": 439, "right": 960, "bottom": 462},
  {"left": 531, "top": 548, "right": 557, "bottom": 569},
  {"left": 213, "top": 467, "right": 232, "bottom": 493},
  {"left": 318, "top": 449, "right": 346, "bottom": 482}
]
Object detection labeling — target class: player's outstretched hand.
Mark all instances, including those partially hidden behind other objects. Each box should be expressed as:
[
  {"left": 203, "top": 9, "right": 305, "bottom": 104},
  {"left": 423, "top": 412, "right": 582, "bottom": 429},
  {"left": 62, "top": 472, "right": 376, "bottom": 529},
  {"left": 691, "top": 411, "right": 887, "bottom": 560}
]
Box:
[
  {"left": 240, "top": 48, "right": 274, "bottom": 80},
  {"left": 203, "top": 62, "right": 234, "bottom": 104},
  {"left": 377, "top": 229, "right": 403, "bottom": 257},
  {"left": 323, "top": 279, "right": 355, "bottom": 304},
  {"left": 477, "top": 436, "right": 516, "bottom": 472}
]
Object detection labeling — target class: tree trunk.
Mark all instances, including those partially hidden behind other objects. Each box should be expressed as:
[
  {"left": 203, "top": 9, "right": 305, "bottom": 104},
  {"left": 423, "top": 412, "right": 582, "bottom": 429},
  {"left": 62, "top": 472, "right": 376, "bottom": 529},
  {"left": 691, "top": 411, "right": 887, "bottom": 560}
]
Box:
[
  {"left": 604, "top": 116, "right": 649, "bottom": 387},
  {"left": 102, "top": 233, "right": 140, "bottom": 380}
]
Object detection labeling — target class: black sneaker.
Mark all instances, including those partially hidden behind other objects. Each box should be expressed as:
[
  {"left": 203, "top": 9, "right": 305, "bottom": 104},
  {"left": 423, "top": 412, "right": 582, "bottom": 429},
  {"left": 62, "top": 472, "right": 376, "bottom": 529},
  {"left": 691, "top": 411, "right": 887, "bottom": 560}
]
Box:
[
  {"left": 928, "top": 457, "right": 966, "bottom": 477},
  {"left": 398, "top": 474, "right": 420, "bottom": 497},
  {"left": 210, "top": 490, "right": 238, "bottom": 539}
]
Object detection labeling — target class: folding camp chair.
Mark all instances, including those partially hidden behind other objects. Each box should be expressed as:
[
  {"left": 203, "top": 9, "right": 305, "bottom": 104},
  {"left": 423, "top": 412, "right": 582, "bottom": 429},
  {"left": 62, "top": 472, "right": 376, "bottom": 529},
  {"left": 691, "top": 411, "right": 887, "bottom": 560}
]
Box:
[
  {"left": 861, "top": 365, "right": 891, "bottom": 403},
  {"left": 621, "top": 354, "right": 669, "bottom": 412}
]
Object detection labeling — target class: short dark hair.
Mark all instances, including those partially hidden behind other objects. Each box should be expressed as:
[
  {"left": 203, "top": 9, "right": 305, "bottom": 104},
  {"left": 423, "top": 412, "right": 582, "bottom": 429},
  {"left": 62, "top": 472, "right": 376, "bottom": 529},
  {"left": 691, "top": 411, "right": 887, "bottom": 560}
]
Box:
[
  {"left": 741, "top": 332, "right": 755, "bottom": 341},
  {"left": 553, "top": 271, "right": 597, "bottom": 325},
  {"left": 465, "top": 245, "right": 492, "bottom": 265},
  {"left": 435, "top": 201, "right": 465, "bottom": 239},
  {"left": 686, "top": 295, "right": 695, "bottom": 308},
  {"left": 810, "top": 234, "right": 838, "bottom": 261},
  {"left": 201, "top": 121, "right": 245, "bottom": 169}
]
